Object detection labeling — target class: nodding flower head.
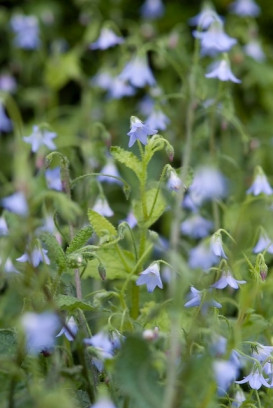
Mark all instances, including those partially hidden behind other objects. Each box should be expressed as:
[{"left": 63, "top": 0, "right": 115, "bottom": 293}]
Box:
[
  {"left": 90, "top": 28, "right": 123, "bottom": 50},
  {"left": 127, "top": 116, "right": 157, "bottom": 148},
  {"left": 119, "top": 56, "right": 156, "bottom": 88},
  {"left": 205, "top": 59, "right": 241, "bottom": 83},
  {"left": 136, "top": 262, "right": 163, "bottom": 292},
  {"left": 247, "top": 167, "right": 273, "bottom": 196}
]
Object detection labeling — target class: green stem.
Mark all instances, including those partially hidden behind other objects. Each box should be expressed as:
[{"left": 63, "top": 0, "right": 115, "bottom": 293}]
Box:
[{"left": 255, "top": 390, "right": 262, "bottom": 408}]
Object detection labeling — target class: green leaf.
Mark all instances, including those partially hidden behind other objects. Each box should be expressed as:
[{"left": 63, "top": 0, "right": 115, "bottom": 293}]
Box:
[
  {"left": 87, "top": 209, "right": 117, "bottom": 240},
  {"left": 133, "top": 187, "right": 166, "bottom": 228},
  {"left": 34, "top": 191, "right": 82, "bottom": 222},
  {"left": 0, "top": 329, "right": 16, "bottom": 356},
  {"left": 83, "top": 248, "right": 134, "bottom": 280},
  {"left": 110, "top": 146, "right": 142, "bottom": 180},
  {"left": 40, "top": 232, "right": 67, "bottom": 271},
  {"left": 44, "top": 51, "right": 81, "bottom": 91},
  {"left": 56, "top": 294, "right": 94, "bottom": 311},
  {"left": 66, "top": 226, "right": 93, "bottom": 255},
  {"left": 114, "top": 336, "right": 163, "bottom": 408}
]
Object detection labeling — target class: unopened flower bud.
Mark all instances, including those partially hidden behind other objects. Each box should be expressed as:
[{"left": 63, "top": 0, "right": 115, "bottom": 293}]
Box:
[{"left": 98, "top": 264, "right": 106, "bottom": 280}]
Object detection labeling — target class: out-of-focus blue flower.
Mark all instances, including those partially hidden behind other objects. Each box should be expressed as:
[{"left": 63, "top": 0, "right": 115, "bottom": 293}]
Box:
[
  {"left": 211, "top": 270, "right": 246, "bottom": 289},
  {"left": 188, "top": 241, "right": 219, "bottom": 271},
  {"left": 167, "top": 170, "right": 182, "bottom": 192},
  {"left": 189, "top": 166, "right": 227, "bottom": 206},
  {"left": 184, "top": 286, "right": 222, "bottom": 308},
  {"left": 0, "top": 257, "right": 20, "bottom": 274},
  {"left": 98, "top": 161, "right": 121, "bottom": 184},
  {"left": 140, "top": 0, "right": 165, "bottom": 19},
  {"left": 210, "top": 232, "right": 228, "bottom": 259},
  {"left": 56, "top": 317, "right": 78, "bottom": 341},
  {"left": 2, "top": 192, "right": 28, "bottom": 216},
  {"left": 145, "top": 109, "right": 170, "bottom": 131},
  {"left": 92, "top": 198, "right": 114, "bottom": 217},
  {"left": 21, "top": 312, "right": 60, "bottom": 354},
  {"left": 91, "top": 398, "right": 116, "bottom": 408},
  {"left": 232, "top": 390, "right": 246, "bottom": 407},
  {"left": 125, "top": 211, "right": 138, "bottom": 229},
  {"left": 0, "top": 74, "right": 17, "bottom": 93},
  {"left": 17, "top": 245, "right": 50, "bottom": 267},
  {"left": 205, "top": 59, "right": 241, "bottom": 83},
  {"left": 23, "top": 125, "right": 57, "bottom": 153},
  {"left": 91, "top": 71, "right": 113, "bottom": 90},
  {"left": 181, "top": 214, "right": 213, "bottom": 239},
  {"left": 45, "top": 167, "right": 62, "bottom": 191},
  {"left": 236, "top": 367, "right": 270, "bottom": 389},
  {"left": 214, "top": 360, "right": 239, "bottom": 395},
  {"left": 138, "top": 95, "right": 155, "bottom": 116},
  {"left": 10, "top": 15, "right": 40, "bottom": 50},
  {"left": 193, "top": 21, "right": 237, "bottom": 56},
  {"left": 189, "top": 5, "right": 221, "bottom": 29},
  {"left": 0, "top": 103, "right": 12, "bottom": 132},
  {"left": 0, "top": 216, "right": 8, "bottom": 236},
  {"left": 127, "top": 116, "right": 157, "bottom": 147},
  {"left": 119, "top": 56, "right": 156, "bottom": 88},
  {"left": 85, "top": 331, "right": 114, "bottom": 371},
  {"left": 136, "top": 262, "right": 163, "bottom": 292},
  {"left": 247, "top": 168, "right": 272, "bottom": 195},
  {"left": 90, "top": 28, "right": 123, "bottom": 50},
  {"left": 230, "top": 0, "right": 260, "bottom": 17},
  {"left": 244, "top": 40, "right": 265, "bottom": 62},
  {"left": 253, "top": 232, "right": 273, "bottom": 254},
  {"left": 107, "top": 77, "right": 135, "bottom": 99},
  {"left": 252, "top": 343, "right": 273, "bottom": 364}
]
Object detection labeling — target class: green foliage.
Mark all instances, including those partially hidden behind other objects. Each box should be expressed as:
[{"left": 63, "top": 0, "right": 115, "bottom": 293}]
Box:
[
  {"left": 40, "top": 232, "right": 67, "bottom": 271},
  {"left": 56, "top": 294, "right": 93, "bottom": 312},
  {"left": 66, "top": 226, "right": 93, "bottom": 255},
  {"left": 44, "top": 51, "right": 81, "bottom": 91},
  {"left": 87, "top": 210, "right": 117, "bottom": 241},
  {"left": 0, "top": 329, "right": 16, "bottom": 356},
  {"left": 111, "top": 146, "right": 142, "bottom": 180},
  {"left": 133, "top": 186, "right": 167, "bottom": 227}
]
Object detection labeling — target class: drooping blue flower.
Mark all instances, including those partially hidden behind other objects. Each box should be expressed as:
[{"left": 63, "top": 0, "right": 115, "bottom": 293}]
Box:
[
  {"left": 127, "top": 116, "right": 157, "bottom": 147},
  {"left": 205, "top": 59, "right": 241, "bottom": 83},
  {"left": 188, "top": 241, "right": 219, "bottom": 271},
  {"left": 84, "top": 331, "right": 114, "bottom": 371},
  {"left": 0, "top": 102, "right": 12, "bottom": 132},
  {"left": 17, "top": 245, "right": 50, "bottom": 267},
  {"left": 10, "top": 15, "right": 40, "bottom": 50},
  {"left": 0, "top": 216, "right": 8, "bottom": 236},
  {"left": 210, "top": 232, "right": 228, "bottom": 259},
  {"left": 236, "top": 367, "right": 270, "bottom": 389},
  {"left": 193, "top": 21, "right": 237, "bottom": 56},
  {"left": 230, "top": 0, "right": 260, "bottom": 17},
  {"left": 21, "top": 312, "right": 60, "bottom": 354},
  {"left": 0, "top": 257, "right": 20, "bottom": 274},
  {"left": 145, "top": 109, "right": 170, "bottom": 131},
  {"left": 0, "top": 74, "right": 17, "bottom": 93},
  {"left": 181, "top": 214, "right": 213, "bottom": 239},
  {"left": 92, "top": 197, "right": 114, "bottom": 217},
  {"left": 167, "top": 170, "right": 182, "bottom": 192},
  {"left": 232, "top": 390, "right": 246, "bottom": 407},
  {"left": 125, "top": 211, "right": 138, "bottom": 229},
  {"left": 213, "top": 360, "right": 239, "bottom": 395},
  {"left": 140, "top": 0, "right": 165, "bottom": 19},
  {"left": 45, "top": 167, "right": 62, "bottom": 191},
  {"left": 90, "top": 28, "right": 123, "bottom": 50},
  {"left": 189, "top": 5, "right": 221, "bottom": 29},
  {"left": 247, "top": 168, "right": 273, "bottom": 195},
  {"left": 211, "top": 270, "right": 246, "bottom": 289},
  {"left": 136, "top": 262, "right": 163, "bottom": 292},
  {"left": 119, "top": 56, "right": 156, "bottom": 88},
  {"left": 244, "top": 40, "right": 265, "bottom": 62},
  {"left": 56, "top": 317, "right": 78, "bottom": 341},
  {"left": 98, "top": 160, "right": 121, "bottom": 184},
  {"left": 184, "top": 286, "right": 222, "bottom": 308},
  {"left": 91, "top": 398, "right": 116, "bottom": 408},
  {"left": 23, "top": 125, "right": 57, "bottom": 152},
  {"left": 253, "top": 232, "right": 273, "bottom": 254},
  {"left": 107, "top": 77, "right": 135, "bottom": 99},
  {"left": 91, "top": 71, "right": 113, "bottom": 90},
  {"left": 2, "top": 192, "right": 28, "bottom": 216}
]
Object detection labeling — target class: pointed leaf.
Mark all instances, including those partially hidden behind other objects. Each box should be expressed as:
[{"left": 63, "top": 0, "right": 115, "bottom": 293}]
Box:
[
  {"left": 133, "top": 187, "right": 166, "bottom": 228},
  {"left": 40, "top": 232, "right": 67, "bottom": 270},
  {"left": 66, "top": 226, "right": 93, "bottom": 254},
  {"left": 111, "top": 146, "right": 142, "bottom": 180},
  {"left": 56, "top": 294, "right": 94, "bottom": 311},
  {"left": 88, "top": 209, "right": 117, "bottom": 240}
]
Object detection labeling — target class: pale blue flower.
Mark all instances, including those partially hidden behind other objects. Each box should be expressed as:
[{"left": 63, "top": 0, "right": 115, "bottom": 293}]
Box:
[
  {"left": 140, "top": 0, "right": 165, "bottom": 19},
  {"left": 193, "top": 21, "right": 237, "bottom": 56},
  {"left": 184, "top": 286, "right": 222, "bottom": 308},
  {"left": 98, "top": 161, "right": 121, "bottom": 184},
  {"left": 2, "top": 192, "right": 28, "bottom": 216},
  {"left": 0, "top": 216, "right": 8, "bottom": 235},
  {"left": 17, "top": 246, "right": 50, "bottom": 267},
  {"left": 247, "top": 170, "right": 273, "bottom": 195},
  {"left": 90, "top": 28, "right": 123, "bottom": 50},
  {"left": 236, "top": 367, "right": 270, "bottom": 389},
  {"left": 56, "top": 317, "right": 78, "bottom": 341},
  {"left": 127, "top": 116, "right": 157, "bottom": 147},
  {"left": 0, "top": 103, "right": 12, "bottom": 132},
  {"left": 205, "top": 59, "right": 241, "bottom": 83},
  {"left": 189, "top": 5, "right": 221, "bottom": 29},
  {"left": 91, "top": 71, "right": 113, "bottom": 90},
  {"left": 0, "top": 74, "right": 17, "bottom": 93},
  {"left": 138, "top": 95, "right": 155, "bottom": 116},
  {"left": 181, "top": 214, "right": 213, "bottom": 239},
  {"left": 214, "top": 360, "right": 239, "bottom": 395},
  {"left": 91, "top": 397, "right": 116, "bottom": 408},
  {"left": 45, "top": 167, "right": 62, "bottom": 191},
  {"left": 136, "top": 263, "right": 163, "bottom": 292},
  {"left": 232, "top": 390, "right": 246, "bottom": 407},
  {"left": 23, "top": 125, "right": 57, "bottom": 153},
  {"left": 21, "top": 312, "right": 60, "bottom": 354},
  {"left": 211, "top": 270, "right": 246, "bottom": 289},
  {"left": 0, "top": 257, "right": 20, "bottom": 274},
  {"left": 125, "top": 211, "right": 138, "bottom": 228},
  {"left": 230, "top": 0, "right": 260, "bottom": 17},
  {"left": 92, "top": 198, "right": 114, "bottom": 217},
  {"left": 244, "top": 40, "right": 265, "bottom": 62},
  {"left": 10, "top": 15, "right": 40, "bottom": 50},
  {"left": 188, "top": 241, "right": 219, "bottom": 271},
  {"left": 189, "top": 166, "right": 227, "bottom": 206},
  {"left": 210, "top": 232, "right": 227, "bottom": 259},
  {"left": 119, "top": 56, "right": 156, "bottom": 88},
  {"left": 85, "top": 331, "right": 114, "bottom": 371},
  {"left": 167, "top": 170, "right": 182, "bottom": 192},
  {"left": 253, "top": 232, "right": 273, "bottom": 254},
  {"left": 145, "top": 110, "right": 170, "bottom": 131},
  {"left": 107, "top": 77, "right": 135, "bottom": 99},
  {"left": 252, "top": 344, "right": 273, "bottom": 363}
]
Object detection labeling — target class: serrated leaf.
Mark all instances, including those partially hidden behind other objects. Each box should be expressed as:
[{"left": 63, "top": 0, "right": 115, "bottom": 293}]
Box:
[
  {"left": 111, "top": 146, "right": 142, "bottom": 180},
  {"left": 133, "top": 187, "right": 166, "bottom": 228},
  {"left": 87, "top": 209, "right": 117, "bottom": 240},
  {"left": 0, "top": 329, "right": 16, "bottom": 356},
  {"left": 56, "top": 294, "right": 94, "bottom": 311},
  {"left": 83, "top": 248, "right": 134, "bottom": 280},
  {"left": 114, "top": 336, "right": 163, "bottom": 408},
  {"left": 40, "top": 232, "right": 67, "bottom": 270},
  {"left": 66, "top": 226, "right": 93, "bottom": 255}
]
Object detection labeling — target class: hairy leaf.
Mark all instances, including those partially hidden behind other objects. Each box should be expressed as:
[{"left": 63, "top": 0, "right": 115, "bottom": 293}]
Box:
[
  {"left": 66, "top": 226, "right": 93, "bottom": 255},
  {"left": 87, "top": 209, "right": 117, "bottom": 240},
  {"left": 0, "top": 329, "right": 16, "bottom": 356},
  {"left": 40, "top": 232, "right": 67, "bottom": 271},
  {"left": 133, "top": 187, "right": 166, "bottom": 228},
  {"left": 56, "top": 294, "right": 94, "bottom": 311},
  {"left": 111, "top": 146, "right": 142, "bottom": 180}
]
